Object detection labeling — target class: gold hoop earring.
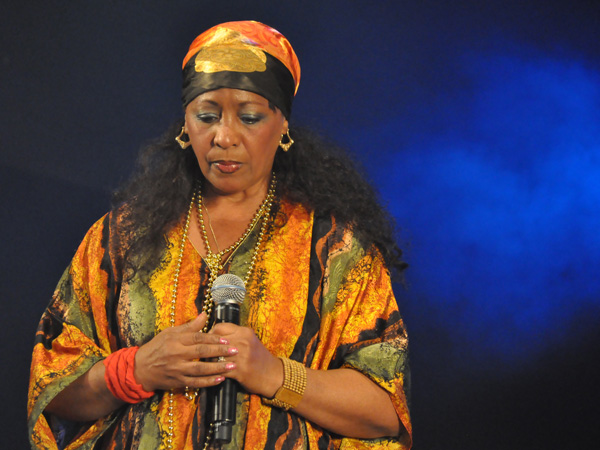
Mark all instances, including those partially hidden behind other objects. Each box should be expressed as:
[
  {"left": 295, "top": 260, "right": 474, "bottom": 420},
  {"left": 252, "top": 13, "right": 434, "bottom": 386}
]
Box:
[
  {"left": 175, "top": 125, "right": 191, "bottom": 149},
  {"left": 279, "top": 130, "right": 294, "bottom": 152}
]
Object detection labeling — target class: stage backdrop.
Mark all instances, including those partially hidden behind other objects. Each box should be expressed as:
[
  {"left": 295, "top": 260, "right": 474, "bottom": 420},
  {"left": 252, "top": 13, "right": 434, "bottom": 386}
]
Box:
[{"left": 2, "top": 1, "right": 599, "bottom": 448}]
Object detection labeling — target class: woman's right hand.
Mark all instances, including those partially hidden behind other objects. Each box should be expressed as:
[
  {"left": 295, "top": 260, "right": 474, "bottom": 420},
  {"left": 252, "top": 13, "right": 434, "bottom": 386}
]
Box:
[{"left": 133, "top": 313, "right": 238, "bottom": 392}]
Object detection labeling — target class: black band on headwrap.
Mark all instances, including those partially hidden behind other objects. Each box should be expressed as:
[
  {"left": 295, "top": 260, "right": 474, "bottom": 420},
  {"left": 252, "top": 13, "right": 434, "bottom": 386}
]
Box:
[{"left": 182, "top": 53, "right": 296, "bottom": 119}]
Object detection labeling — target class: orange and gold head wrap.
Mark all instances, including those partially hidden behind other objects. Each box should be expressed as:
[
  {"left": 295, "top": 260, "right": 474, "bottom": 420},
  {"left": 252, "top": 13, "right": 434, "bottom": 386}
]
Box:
[{"left": 182, "top": 21, "right": 301, "bottom": 118}]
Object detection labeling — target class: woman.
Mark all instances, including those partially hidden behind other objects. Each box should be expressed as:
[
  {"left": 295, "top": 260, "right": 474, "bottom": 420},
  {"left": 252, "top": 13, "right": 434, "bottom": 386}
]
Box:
[{"left": 28, "top": 21, "right": 412, "bottom": 449}]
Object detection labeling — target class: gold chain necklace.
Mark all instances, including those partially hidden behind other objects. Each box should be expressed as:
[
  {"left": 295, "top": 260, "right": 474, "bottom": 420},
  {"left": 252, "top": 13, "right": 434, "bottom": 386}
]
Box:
[
  {"left": 202, "top": 205, "right": 221, "bottom": 253},
  {"left": 163, "top": 175, "right": 276, "bottom": 450},
  {"left": 197, "top": 174, "right": 277, "bottom": 279}
]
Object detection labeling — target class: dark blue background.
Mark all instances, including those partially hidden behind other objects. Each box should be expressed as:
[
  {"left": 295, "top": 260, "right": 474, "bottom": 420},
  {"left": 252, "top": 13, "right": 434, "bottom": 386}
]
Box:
[{"left": 2, "top": 1, "right": 599, "bottom": 448}]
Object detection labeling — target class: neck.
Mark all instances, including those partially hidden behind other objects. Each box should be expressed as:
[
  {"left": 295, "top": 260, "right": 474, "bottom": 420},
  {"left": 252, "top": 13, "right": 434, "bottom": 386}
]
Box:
[
  {"left": 202, "top": 179, "right": 270, "bottom": 212},
  {"left": 188, "top": 175, "right": 276, "bottom": 263}
]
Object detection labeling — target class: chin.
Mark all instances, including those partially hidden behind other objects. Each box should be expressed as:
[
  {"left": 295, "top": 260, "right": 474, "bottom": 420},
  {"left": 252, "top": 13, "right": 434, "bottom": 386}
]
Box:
[{"left": 204, "top": 176, "right": 245, "bottom": 195}]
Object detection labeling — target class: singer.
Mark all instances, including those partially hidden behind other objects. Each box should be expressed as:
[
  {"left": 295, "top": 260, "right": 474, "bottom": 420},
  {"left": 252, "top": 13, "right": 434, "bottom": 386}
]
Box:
[{"left": 28, "top": 21, "right": 411, "bottom": 449}]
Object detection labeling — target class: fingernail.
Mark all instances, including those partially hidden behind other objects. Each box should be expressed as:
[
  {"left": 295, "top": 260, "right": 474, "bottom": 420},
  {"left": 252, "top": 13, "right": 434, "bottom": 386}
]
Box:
[
  {"left": 225, "top": 362, "right": 236, "bottom": 370},
  {"left": 228, "top": 347, "right": 238, "bottom": 355},
  {"left": 220, "top": 338, "right": 229, "bottom": 345},
  {"left": 215, "top": 376, "right": 225, "bottom": 383}
]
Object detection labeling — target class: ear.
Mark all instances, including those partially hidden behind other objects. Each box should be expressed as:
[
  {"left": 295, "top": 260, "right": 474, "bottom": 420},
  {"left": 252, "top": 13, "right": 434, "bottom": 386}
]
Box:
[{"left": 281, "top": 118, "right": 289, "bottom": 135}]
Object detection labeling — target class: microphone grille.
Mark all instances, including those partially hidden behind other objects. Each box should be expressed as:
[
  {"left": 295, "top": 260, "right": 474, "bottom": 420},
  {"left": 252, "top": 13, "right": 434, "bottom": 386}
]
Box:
[{"left": 211, "top": 274, "right": 246, "bottom": 305}]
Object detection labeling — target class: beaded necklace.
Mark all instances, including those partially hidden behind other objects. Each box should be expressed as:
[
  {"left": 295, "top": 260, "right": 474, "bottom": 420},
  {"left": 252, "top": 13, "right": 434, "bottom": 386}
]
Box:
[
  {"left": 197, "top": 174, "right": 277, "bottom": 293},
  {"left": 163, "top": 175, "right": 276, "bottom": 450}
]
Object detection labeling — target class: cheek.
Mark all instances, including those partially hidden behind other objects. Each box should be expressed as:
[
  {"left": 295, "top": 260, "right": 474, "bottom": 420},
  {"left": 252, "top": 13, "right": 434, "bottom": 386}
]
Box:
[
  {"left": 258, "top": 133, "right": 282, "bottom": 164},
  {"left": 263, "top": 125, "right": 284, "bottom": 149},
  {"left": 187, "top": 127, "right": 209, "bottom": 153},
  {"left": 189, "top": 134, "right": 210, "bottom": 168}
]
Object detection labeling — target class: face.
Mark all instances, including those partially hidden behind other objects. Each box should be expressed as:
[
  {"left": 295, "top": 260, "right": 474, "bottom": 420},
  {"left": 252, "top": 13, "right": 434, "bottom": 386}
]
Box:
[{"left": 185, "top": 88, "right": 288, "bottom": 197}]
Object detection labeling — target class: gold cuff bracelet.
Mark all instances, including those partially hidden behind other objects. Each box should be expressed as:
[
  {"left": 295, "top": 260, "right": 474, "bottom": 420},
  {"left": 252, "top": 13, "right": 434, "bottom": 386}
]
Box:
[{"left": 263, "top": 357, "right": 307, "bottom": 411}]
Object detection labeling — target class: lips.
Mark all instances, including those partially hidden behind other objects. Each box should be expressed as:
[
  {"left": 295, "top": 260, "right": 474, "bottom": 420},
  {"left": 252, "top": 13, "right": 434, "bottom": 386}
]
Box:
[{"left": 212, "top": 161, "right": 242, "bottom": 173}]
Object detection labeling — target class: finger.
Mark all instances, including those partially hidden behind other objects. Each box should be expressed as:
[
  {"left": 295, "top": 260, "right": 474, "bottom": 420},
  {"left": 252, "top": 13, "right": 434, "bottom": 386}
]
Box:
[
  {"left": 187, "top": 343, "right": 238, "bottom": 360},
  {"left": 182, "top": 360, "right": 236, "bottom": 378},
  {"left": 177, "top": 313, "right": 208, "bottom": 333},
  {"left": 168, "top": 336, "right": 239, "bottom": 359},
  {"left": 181, "top": 374, "right": 226, "bottom": 389},
  {"left": 209, "top": 322, "right": 240, "bottom": 335},
  {"left": 179, "top": 331, "right": 228, "bottom": 347}
]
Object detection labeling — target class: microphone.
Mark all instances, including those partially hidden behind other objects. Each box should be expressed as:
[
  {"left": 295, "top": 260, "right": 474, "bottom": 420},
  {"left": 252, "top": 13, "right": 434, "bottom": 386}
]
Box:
[{"left": 210, "top": 274, "right": 246, "bottom": 443}]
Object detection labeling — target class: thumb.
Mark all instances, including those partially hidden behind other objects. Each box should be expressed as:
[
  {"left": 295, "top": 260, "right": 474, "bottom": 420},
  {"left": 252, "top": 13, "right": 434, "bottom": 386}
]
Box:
[{"left": 180, "top": 312, "right": 208, "bottom": 332}]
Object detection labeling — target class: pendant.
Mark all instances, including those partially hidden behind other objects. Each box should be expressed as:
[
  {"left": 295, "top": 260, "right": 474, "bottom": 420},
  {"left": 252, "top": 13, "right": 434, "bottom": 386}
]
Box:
[{"left": 205, "top": 253, "right": 222, "bottom": 274}]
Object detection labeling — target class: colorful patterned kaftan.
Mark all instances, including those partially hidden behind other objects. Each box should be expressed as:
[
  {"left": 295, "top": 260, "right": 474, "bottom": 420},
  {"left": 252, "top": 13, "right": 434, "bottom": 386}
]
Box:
[{"left": 28, "top": 199, "right": 411, "bottom": 449}]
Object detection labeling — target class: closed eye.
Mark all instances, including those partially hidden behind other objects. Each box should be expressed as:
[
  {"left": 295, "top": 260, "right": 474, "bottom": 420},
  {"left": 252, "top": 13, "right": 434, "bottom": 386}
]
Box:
[
  {"left": 240, "top": 114, "right": 264, "bottom": 125},
  {"left": 196, "top": 113, "right": 219, "bottom": 124}
]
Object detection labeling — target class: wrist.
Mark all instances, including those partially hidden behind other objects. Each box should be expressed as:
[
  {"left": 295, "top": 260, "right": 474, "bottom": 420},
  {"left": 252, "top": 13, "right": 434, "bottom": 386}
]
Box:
[
  {"left": 261, "top": 354, "right": 285, "bottom": 398},
  {"left": 262, "top": 357, "right": 307, "bottom": 411},
  {"left": 133, "top": 346, "right": 152, "bottom": 392},
  {"left": 103, "top": 347, "right": 155, "bottom": 404}
]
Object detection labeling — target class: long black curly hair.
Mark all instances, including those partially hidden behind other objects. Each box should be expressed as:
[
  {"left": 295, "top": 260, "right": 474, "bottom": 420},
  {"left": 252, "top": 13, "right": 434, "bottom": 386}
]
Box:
[{"left": 112, "top": 118, "right": 407, "bottom": 280}]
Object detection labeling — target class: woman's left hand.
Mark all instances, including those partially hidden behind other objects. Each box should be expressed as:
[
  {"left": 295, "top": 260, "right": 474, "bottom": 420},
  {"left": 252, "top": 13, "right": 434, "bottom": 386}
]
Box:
[
  {"left": 210, "top": 323, "right": 402, "bottom": 439},
  {"left": 209, "top": 323, "right": 283, "bottom": 397}
]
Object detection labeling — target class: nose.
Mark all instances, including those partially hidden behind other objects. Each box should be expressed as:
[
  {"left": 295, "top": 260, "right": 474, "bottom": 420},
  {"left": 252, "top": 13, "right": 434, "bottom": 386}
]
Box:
[{"left": 213, "top": 116, "right": 240, "bottom": 149}]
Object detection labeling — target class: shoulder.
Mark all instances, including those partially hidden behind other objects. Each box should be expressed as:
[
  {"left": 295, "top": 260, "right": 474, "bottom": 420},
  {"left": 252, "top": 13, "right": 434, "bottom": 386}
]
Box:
[
  {"left": 310, "top": 209, "right": 386, "bottom": 277},
  {"left": 79, "top": 208, "right": 127, "bottom": 245},
  {"left": 76, "top": 213, "right": 111, "bottom": 252},
  {"left": 73, "top": 208, "right": 132, "bottom": 271}
]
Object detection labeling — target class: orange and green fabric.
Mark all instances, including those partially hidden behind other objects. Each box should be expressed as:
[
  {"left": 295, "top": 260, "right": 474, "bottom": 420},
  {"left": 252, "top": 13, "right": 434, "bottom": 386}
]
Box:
[{"left": 28, "top": 199, "right": 411, "bottom": 449}]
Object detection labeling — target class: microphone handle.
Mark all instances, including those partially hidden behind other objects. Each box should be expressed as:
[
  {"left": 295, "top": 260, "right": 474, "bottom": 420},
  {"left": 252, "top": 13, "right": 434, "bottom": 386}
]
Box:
[{"left": 212, "top": 302, "right": 240, "bottom": 443}]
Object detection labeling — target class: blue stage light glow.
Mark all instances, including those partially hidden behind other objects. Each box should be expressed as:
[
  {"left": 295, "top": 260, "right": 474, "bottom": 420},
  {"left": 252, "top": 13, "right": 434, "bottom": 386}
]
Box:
[{"left": 349, "top": 46, "right": 600, "bottom": 366}]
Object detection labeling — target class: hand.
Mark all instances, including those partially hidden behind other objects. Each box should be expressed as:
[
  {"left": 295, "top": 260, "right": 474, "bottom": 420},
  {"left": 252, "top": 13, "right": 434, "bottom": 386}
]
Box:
[
  {"left": 133, "top": 313, "right": 238, "bottom": 392},
  {"left": 209, "top": 323, "right": 283, "bottom": 398}
]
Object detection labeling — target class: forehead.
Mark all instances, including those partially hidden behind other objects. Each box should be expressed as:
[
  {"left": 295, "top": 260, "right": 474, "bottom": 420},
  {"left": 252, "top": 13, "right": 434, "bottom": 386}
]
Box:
[{"left": 191, "top": 88, "right": 270, "bottom": 106}]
